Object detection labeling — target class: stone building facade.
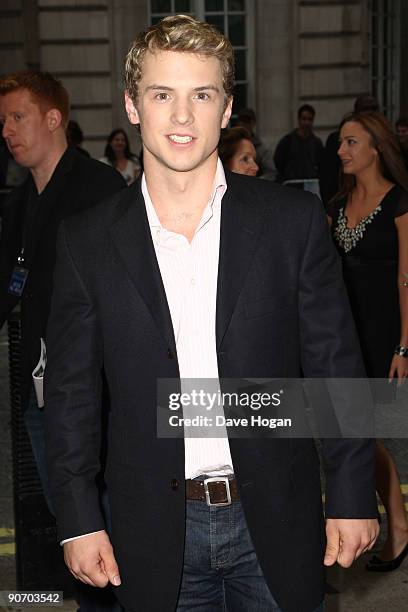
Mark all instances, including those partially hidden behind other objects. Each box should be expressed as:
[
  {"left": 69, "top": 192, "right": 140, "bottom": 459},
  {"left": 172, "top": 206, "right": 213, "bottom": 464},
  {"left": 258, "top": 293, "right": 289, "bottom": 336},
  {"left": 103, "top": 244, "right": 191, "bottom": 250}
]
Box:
[{"left": 1, "top": 0, "right": 406, "bottom": 157}]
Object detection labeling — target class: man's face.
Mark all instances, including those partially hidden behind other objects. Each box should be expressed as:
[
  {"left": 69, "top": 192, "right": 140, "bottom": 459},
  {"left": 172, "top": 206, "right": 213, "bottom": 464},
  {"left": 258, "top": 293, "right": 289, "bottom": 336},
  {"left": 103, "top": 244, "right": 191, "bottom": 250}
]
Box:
[
  {"left": 397, "top": 124, "right": 408, "bottom": 148},
  {"left": 125, "top": 50, "right": 232, "bottom": 175},
  {"left": 298, "top": 111, "right": 314, "bottom": 133},
  {"left": 0, "top": 88, "right": 53, "bottom": 170}
]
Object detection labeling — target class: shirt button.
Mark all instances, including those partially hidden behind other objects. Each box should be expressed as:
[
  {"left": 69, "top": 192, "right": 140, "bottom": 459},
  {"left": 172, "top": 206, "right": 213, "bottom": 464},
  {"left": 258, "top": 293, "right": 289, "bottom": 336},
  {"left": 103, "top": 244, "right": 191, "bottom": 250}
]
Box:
[
  {"left": 190, "top": 278, "right": 196, "bottom": 285},
  {"left": 171, "top": 478, "right": 180, "bottom": 491}
]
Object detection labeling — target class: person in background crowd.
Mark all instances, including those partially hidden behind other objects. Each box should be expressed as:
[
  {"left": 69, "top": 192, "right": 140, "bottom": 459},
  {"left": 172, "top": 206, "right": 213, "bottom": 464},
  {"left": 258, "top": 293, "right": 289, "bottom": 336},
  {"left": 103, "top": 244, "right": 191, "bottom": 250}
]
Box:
[
  {"left": 274, "top": 103, "right": 323, "bottom": 186},
  {"left": 320, "top": 94, "right": 379, "bottom": 208},
  {"left": 327, "top": 111, "right": 408, "bottom": 572},
  {"left": 45, "top": 15, "right": 379, "bottom": 612},
  {"left": 66, "top": 119, "right": 90, "bottom": 157},
  {"left": 0, "top": 134, "right": 10, "bottom": 221},
  {"left": 0, "top": 70, "right": 126, "bottom": 611},
  {"left": 396, "top": 117, "right": 408, "bottom": 169},
  {"left": 0, "top": 133, "right": 9, "bottom": 187},
  {"left": 100, "top": 128, "right": 140, "bottom": 184},
  {"left": 235, "top": 107, "right": 276, "bottom": 180},
  {"left": 218, "top": 126, "right": 259, "bottom": 176}
]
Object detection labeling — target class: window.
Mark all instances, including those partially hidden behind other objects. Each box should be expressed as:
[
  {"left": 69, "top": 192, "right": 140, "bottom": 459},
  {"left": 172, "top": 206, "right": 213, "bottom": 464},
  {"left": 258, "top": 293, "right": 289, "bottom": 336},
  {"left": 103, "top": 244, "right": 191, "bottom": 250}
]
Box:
[
  {"left": 370, "top": 0, "right": 401, "bottom": 121},
  {"left": 148, "top": 0, "right": 254, "bottom": 113},
  {"left": 150, "top": 0, "right": 194, "bottom": 23}
]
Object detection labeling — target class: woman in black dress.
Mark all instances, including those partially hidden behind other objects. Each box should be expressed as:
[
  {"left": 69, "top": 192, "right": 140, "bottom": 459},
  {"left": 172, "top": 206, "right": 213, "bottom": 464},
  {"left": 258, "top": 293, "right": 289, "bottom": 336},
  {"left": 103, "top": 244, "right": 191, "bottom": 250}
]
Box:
[{"left": 328, "top": 111, "right": 408, "bottom": 571}]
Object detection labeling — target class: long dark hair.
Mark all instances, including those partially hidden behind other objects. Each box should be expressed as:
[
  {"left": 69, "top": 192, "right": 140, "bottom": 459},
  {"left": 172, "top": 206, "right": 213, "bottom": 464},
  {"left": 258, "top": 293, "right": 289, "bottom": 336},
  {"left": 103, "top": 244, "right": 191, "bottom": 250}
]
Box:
[
  {"left": 333, "top": 111, "right": 408, "bottom": 202},
  {"left": 104, "top": 129, "right": 133, "bottom": 165}
]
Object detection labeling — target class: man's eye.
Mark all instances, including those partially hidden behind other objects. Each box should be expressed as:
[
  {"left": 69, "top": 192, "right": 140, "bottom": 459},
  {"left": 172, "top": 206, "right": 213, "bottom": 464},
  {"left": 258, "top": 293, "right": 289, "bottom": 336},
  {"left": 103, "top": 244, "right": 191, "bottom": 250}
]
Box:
[
  {"left": 196, "top": 92, "right": 210, "bottom": 101},
  {"left": 14, "top": 113, "right": 23, "bottom": 121},
  {"left": 155, "top": 93, "right": 170, "bottom": 101},
  {"left": 348, "top": 139, "right": 356, "bottom": 145}
]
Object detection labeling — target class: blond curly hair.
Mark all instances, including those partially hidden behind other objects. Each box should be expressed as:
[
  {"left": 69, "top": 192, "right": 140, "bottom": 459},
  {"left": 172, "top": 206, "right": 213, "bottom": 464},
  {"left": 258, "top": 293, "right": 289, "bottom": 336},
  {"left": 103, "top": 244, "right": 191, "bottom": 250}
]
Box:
[{"left": 124, "top": 14, "right": 234, "bottom": 103}]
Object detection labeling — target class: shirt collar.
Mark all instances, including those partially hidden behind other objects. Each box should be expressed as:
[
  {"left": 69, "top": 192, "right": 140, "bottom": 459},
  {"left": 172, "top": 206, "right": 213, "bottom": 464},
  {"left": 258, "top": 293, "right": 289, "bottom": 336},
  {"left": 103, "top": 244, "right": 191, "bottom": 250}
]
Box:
[{"left": 142, "top": 158, "right": 227, "bottom": 231}]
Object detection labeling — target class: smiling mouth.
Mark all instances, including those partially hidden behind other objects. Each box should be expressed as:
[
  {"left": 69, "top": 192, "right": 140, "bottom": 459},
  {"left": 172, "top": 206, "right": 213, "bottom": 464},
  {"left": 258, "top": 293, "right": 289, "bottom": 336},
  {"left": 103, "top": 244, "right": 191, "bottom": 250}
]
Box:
[{"left": 168, "top": 135, "right": 193, "bottom": 144}]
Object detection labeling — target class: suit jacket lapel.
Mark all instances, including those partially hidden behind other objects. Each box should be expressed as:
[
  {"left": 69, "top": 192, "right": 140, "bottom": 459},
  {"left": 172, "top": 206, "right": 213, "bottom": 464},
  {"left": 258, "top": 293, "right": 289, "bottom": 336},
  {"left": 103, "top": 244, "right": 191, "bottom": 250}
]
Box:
[
  {"left": 110, "top": 172, "right": 267, "bottom": 356},
  {"left": 216, "top": 173, "right": 265, "bottom": 349},
  {"left": 110, "top": 182, "right": 177, "bottom": 355}
]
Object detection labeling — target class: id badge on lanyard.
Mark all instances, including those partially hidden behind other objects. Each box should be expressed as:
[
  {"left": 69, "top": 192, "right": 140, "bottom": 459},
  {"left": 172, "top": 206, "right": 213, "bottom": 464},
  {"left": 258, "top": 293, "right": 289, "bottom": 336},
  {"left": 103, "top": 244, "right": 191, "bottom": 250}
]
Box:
[{"left": 8, "top": 249, "right": 29, "bottom": 297}]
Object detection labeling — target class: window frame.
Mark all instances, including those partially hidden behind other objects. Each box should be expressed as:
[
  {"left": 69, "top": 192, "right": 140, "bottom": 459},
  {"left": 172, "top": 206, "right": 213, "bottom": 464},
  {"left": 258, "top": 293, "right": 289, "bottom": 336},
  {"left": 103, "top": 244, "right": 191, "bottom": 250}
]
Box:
[
  {"left": 147, "top": 0, "right": 255, "bottom": 111},
  {"left": 369, "top": 0, "right": 401, "bottom": 122}
]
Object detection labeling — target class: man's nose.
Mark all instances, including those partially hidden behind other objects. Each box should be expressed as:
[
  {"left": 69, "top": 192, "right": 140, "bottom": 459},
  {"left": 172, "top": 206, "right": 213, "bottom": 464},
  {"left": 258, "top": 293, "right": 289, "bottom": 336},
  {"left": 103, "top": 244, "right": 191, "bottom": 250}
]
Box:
[
  {"left": 171, "top": 99, "right": 194, "bottom": 125},
  {"left": 2, "top": 118, "right": 13, "bottom": 139}
]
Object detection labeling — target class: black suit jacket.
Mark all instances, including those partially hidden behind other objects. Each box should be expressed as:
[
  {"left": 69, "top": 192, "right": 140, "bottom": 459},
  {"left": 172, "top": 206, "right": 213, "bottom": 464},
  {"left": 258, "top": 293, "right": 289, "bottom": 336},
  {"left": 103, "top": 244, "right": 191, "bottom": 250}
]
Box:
[
  {"left": 45, "top": 172, "right": 377, "bottom": 612},
  {"left": 0, "top": 147, "right": 126, "bottom": 407}
]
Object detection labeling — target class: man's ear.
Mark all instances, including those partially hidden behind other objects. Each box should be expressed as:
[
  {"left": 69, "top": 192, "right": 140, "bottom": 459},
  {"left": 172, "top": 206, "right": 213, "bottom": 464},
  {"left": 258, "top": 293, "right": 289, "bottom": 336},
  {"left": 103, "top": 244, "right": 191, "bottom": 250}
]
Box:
[
  {"left": 46, "top": 108, "right": 63, "bottom": 132},
  {"left": 221, "top": 96, "right": 233, "bottom": 129},
  {"left": 124, "top": 91, "right": 140, "bottom": 126}
]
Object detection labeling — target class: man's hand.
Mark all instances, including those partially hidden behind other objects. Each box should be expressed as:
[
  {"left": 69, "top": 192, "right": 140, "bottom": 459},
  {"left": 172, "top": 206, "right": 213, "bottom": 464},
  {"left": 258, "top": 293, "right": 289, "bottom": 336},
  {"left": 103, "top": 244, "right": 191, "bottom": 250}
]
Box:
[
  {"left": 63, "top": 530, "right": 121, "bottom": 587},
  {"left": 324, "top": 518, "right": 379, "bottom": 568}
]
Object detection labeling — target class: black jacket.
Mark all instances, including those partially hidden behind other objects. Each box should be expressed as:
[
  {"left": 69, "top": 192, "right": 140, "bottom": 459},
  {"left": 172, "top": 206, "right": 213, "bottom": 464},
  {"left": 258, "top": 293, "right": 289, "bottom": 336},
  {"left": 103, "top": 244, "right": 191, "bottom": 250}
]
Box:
[
  {"left": 45, "top": 171, "right": 377, "bottom": 612},
  {"left": 0, "top": 146, "right": 126, "bottom": 407},
  {"left": 274, "top": 130, "right": 324, "bottom": 183}
]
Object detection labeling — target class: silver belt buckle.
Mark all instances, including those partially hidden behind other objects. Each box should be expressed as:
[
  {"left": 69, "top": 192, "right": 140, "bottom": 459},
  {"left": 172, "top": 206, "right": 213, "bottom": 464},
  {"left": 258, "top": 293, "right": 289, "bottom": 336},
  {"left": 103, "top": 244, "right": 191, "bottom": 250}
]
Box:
[{"left": 203, "top": 476, "right": 231, "bottom": 507}]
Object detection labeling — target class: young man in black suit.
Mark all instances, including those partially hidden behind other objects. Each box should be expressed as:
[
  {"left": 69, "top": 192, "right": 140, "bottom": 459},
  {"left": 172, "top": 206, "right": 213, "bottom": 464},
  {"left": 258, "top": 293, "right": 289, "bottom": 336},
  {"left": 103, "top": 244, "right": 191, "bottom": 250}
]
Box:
[
  {"left": 0, "top": 71, "right": 125, "bottom": 609},
  {"left": 45, "top": 16, "right": 379, "bottom": 612}
]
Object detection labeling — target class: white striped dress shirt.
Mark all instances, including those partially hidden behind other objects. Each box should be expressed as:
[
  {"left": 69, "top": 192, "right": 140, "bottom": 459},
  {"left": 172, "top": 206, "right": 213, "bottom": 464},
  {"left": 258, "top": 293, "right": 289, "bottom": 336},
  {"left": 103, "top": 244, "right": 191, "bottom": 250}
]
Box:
[{"left": 142, "top": 159, "right": 234, "bottom": 479}]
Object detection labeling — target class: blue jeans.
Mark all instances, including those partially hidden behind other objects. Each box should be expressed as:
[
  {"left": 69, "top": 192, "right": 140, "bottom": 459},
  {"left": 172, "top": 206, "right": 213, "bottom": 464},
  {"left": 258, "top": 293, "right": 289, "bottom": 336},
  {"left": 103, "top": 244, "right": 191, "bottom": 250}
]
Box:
[
  {"left": 24, "top": 388, "right": 55, "bottom": 514},
  {"left": 177, "top": 497, "right": 324, "bottom": 612}
]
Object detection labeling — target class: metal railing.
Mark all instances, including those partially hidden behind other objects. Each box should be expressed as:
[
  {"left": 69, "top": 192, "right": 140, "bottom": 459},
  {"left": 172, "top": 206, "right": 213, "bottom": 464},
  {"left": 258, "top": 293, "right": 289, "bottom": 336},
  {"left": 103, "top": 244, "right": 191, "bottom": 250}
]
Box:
[
  {"left": 8, "top": 313, "right": 72, "bottom": 592},
  {"left": 282, "top": 179, "right": 321, "bottom": 199}
]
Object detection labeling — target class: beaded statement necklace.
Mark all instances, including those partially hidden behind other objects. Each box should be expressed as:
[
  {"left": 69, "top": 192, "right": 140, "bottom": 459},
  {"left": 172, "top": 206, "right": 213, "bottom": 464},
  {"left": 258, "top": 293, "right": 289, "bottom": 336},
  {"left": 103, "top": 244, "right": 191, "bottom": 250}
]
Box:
[{"left": 333, "top": 204, "right": 382, "bottom": 253}]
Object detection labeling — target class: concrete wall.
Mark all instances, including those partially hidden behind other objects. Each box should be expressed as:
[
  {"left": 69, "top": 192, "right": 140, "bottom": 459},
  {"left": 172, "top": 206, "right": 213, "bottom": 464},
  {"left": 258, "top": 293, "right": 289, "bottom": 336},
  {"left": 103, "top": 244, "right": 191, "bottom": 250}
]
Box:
[
  {"left": 297, "top": 0, "right": 369, "bottom": 144},
  {"left": 107, "top": 0, "right": 147, "bottom": 158},
  {"left": 38, "top": 0, "right": 112, "bottom": 157},
  {"left": 400, "top": 0, "right": 408, "bottom": 115},
  {"left": 255, "top": 0, "right": 370, "bottom": 151},
  {"left": 0, "top": 0, "right": 145, "bottom": 158},
  {"left": 0, "top": 1, "right": 37, "bottom": 73},
  {"left": 255, "top": 0, "right": 295, "bottom": 154},
  {"left": 0, "top": 1, "right": 390, "bottom": 156}
]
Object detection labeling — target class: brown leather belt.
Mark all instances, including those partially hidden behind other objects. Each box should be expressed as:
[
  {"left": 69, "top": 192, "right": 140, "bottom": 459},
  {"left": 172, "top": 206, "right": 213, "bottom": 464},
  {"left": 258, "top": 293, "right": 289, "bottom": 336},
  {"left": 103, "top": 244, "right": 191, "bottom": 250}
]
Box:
[{"left": 186, "top": 476, "right": 239, "bottom": 506}]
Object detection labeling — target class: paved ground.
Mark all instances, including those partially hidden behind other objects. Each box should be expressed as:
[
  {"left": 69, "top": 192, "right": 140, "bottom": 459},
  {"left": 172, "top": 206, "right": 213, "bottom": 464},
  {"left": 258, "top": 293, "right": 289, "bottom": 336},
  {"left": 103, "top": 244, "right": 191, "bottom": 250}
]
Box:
[{"left": 1, "top": 323, "right": 407, "bottom": 611}]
